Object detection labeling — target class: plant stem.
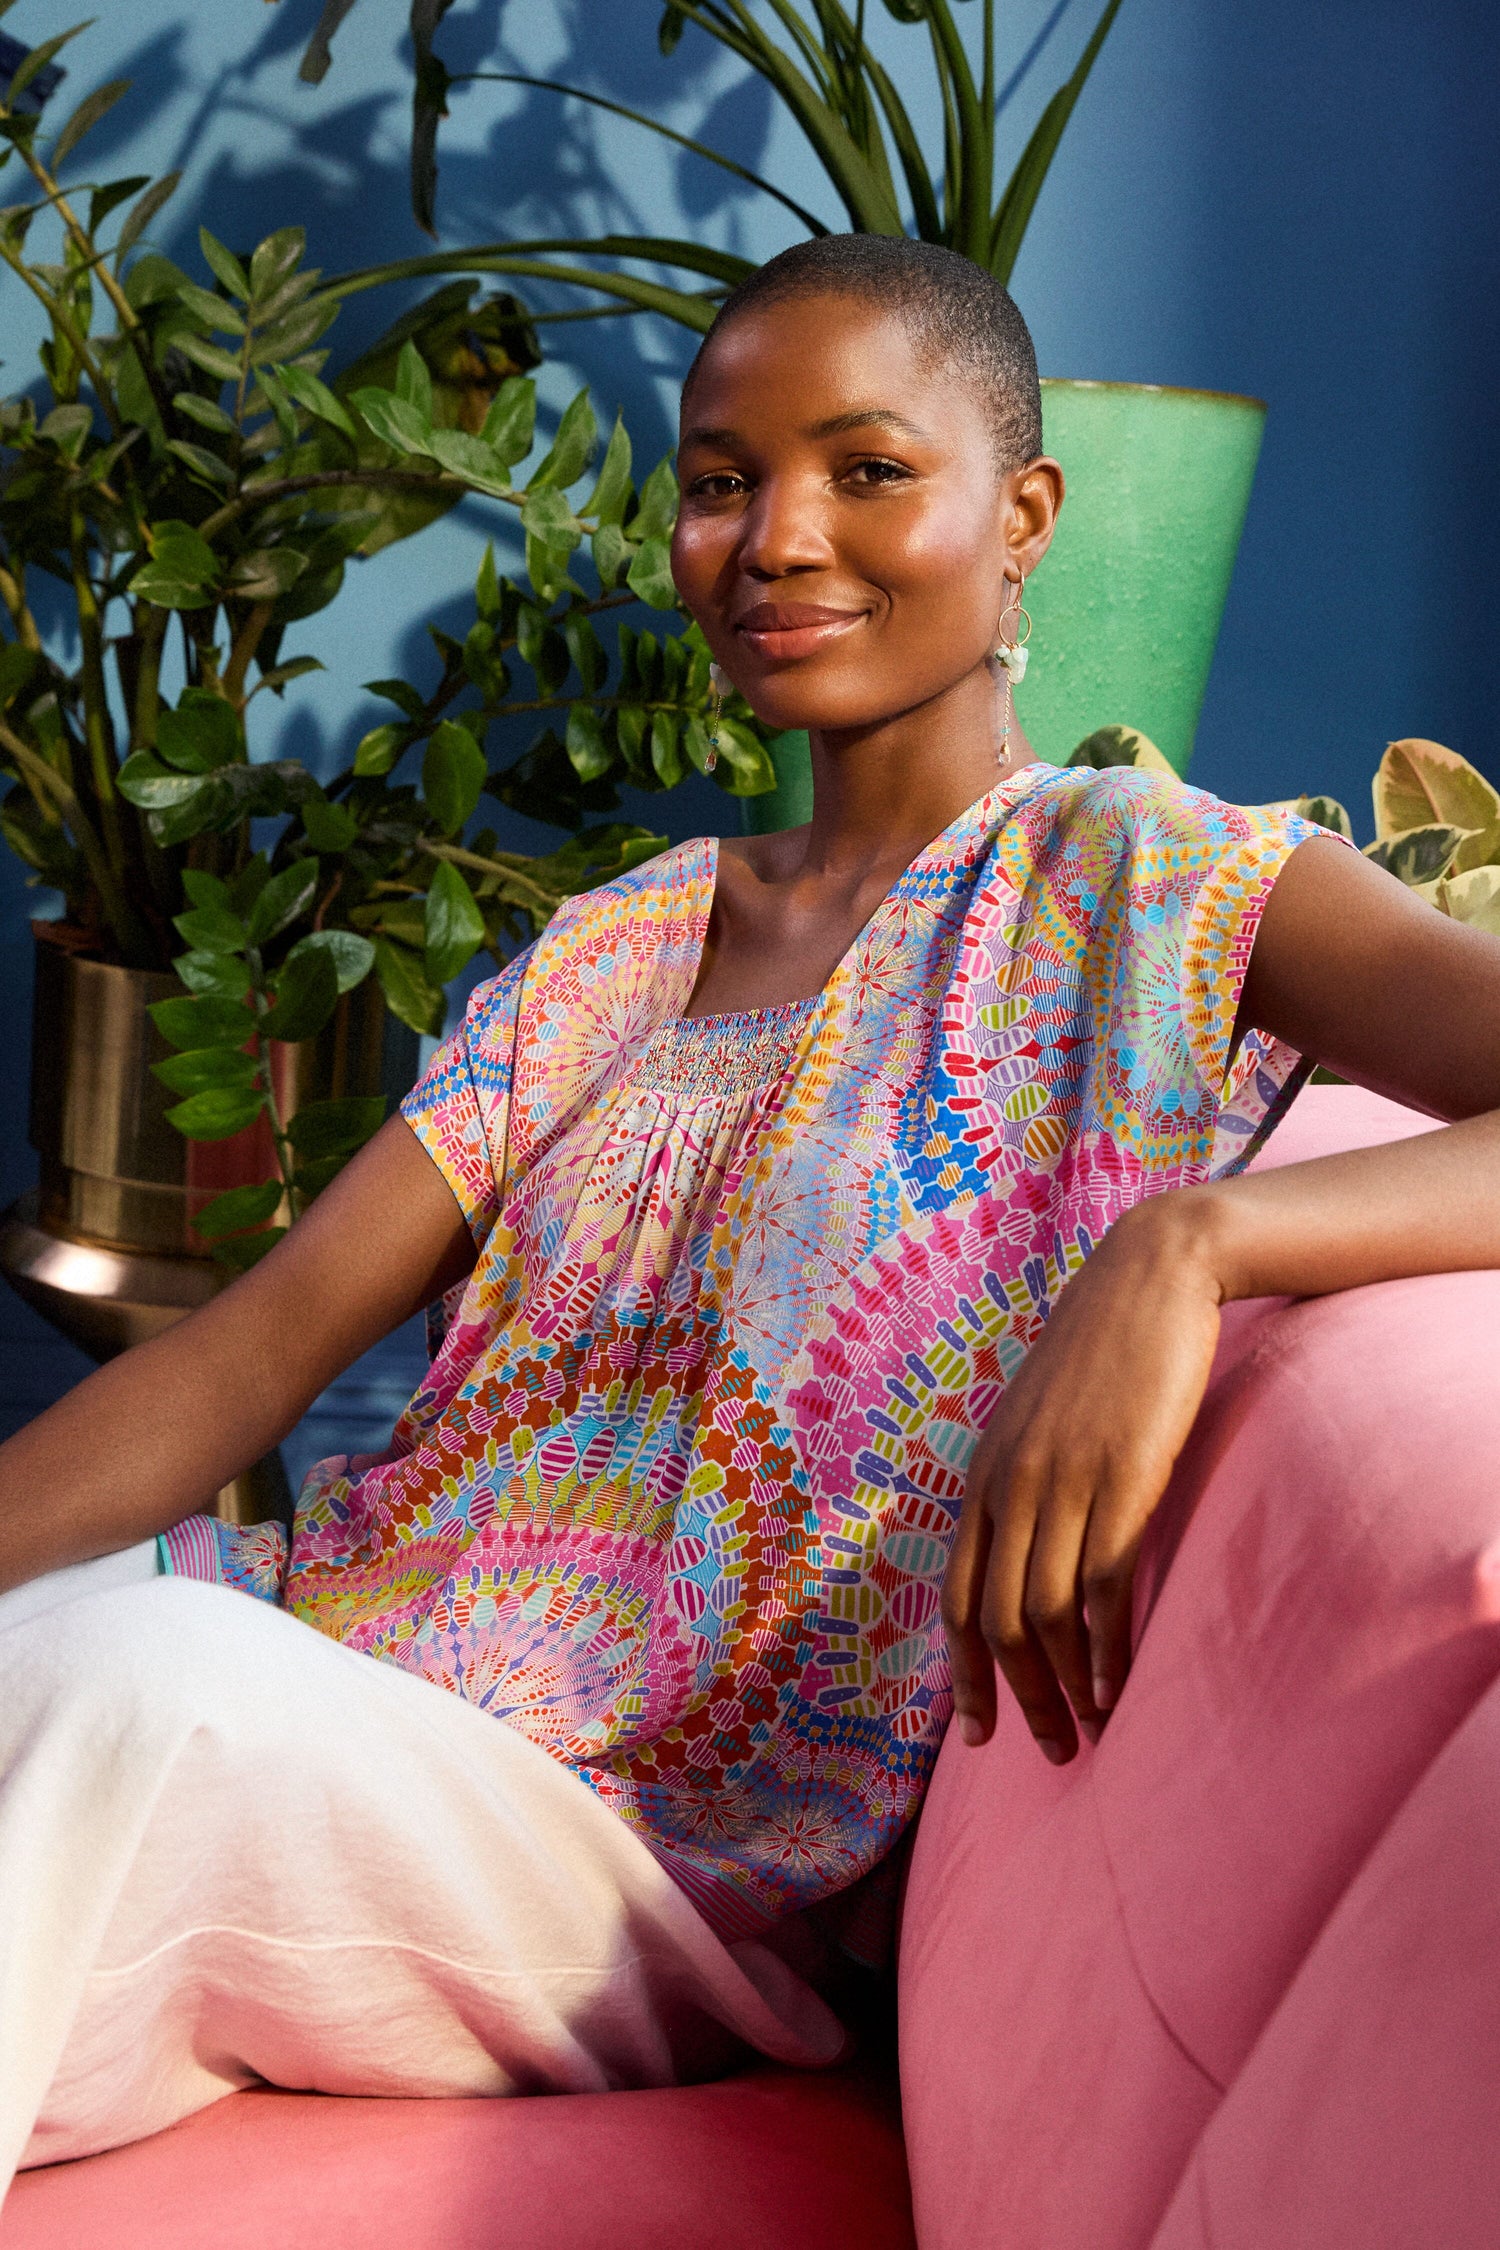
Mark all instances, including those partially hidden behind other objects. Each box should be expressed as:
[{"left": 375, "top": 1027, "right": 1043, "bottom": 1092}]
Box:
[
  {"left": 0, "top": 713, "right": 139, "bottom": 947},
  {"left": 129, "top": 602, "right": 167, "bottom": 752},
  {"left": 67, "top": 502, "right": 134, "bottom": 909},
  {"left": 416, "top": 837, "right": 559, "bottom": 912},
  {"left": 196, "top": 466, "right": 473, "bottom": 544},
  {"left": 222, "top": 601, "right": 275, "bottom": 707}
]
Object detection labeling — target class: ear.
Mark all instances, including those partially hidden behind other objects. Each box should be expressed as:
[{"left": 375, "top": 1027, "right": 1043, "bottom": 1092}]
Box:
[{"left": 1002, "top": 457, "right": 1065, "bottom": 580}]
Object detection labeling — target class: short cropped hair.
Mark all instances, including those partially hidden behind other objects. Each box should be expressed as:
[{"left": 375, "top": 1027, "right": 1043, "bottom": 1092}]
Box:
[{"left": 687, "top": 234, "right": 1043, "bottom": 471}]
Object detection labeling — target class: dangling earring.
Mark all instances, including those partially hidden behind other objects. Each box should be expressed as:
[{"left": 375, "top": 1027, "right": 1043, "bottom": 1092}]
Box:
[
  {"left": 991, "top": 575, "right": 1032, "bottom": 768},
  {"left": 705, "top": 662, "right": 729, "bottom": 773}
]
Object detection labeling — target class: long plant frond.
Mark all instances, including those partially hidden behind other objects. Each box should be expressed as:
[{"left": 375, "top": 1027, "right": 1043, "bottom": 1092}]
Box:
[
  {"left": 462, "top": 71, "right": 828, "bottom": 238},
  {"left": 990, "top": 0, "right": 1126, "bottom": 279}
]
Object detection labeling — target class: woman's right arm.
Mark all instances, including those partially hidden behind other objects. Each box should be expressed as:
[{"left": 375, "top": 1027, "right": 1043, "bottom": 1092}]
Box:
[{"left": 0, "top": 1115, "right": 477, "bottom": 1593}]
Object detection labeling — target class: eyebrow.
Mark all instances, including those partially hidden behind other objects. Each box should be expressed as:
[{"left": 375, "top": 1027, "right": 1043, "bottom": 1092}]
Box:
[{"left": 680, "top": 406, "right": 934, "bottom": 451}]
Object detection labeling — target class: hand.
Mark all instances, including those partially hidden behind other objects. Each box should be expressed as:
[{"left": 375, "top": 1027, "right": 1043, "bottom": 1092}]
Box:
[{"left": 940, "top": 1193, "right": 1227, "bottom": 1762}]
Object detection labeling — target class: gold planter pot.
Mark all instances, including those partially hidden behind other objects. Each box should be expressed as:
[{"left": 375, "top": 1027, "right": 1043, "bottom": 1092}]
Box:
[{"left": 0, "top": 932, "right": 415, "bottom": 1524}]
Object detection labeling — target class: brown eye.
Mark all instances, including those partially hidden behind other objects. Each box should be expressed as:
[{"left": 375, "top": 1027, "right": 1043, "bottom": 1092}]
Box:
[
  {"left": 687, "top": 471, "right": 747, "bottom": 501},
  {"left": 844, "top": 457, "right": 912, "bottom": 487}
]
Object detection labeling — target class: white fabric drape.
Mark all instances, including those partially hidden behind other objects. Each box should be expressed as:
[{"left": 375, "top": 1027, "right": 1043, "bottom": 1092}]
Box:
[{"left": 0, "top": 1568, "right": 841, "bottom": 2196}]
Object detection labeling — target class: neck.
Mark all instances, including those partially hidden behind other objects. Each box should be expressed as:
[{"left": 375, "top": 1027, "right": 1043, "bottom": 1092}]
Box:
[{"left": 798, "top": 662, "right": 1036, "bottom": 876}]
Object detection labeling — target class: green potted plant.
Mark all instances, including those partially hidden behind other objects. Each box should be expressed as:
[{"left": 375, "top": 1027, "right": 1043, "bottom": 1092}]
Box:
[{"left": 0, "top": 41, "right": 769, "bottom": 1421}]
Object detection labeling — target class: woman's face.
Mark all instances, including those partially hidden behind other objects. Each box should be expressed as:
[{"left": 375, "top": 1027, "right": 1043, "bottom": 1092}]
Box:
[{"left": 671, "top": 292, "right": 1062, "bottom": 738}]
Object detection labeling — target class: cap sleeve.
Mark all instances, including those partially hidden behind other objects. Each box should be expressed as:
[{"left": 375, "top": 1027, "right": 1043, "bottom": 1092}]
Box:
[
  {"left": 972, "top": 767, "right": 1334, "bottom": 1191},
  {"left": 399, "top": 945, "right": 534, "bottom": 1246},
  {"left": 1078, "top": 768, "right": 1324, "bottom": 1176}
]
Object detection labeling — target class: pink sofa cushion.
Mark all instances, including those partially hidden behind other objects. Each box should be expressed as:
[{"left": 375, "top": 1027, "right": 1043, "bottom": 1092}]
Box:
[
  {"left": 2, "top": 2064, "right": 913, "bottom": 2250},
  {"left": 898, "top": 1086, "right": 1500, "bottom": 2250}
]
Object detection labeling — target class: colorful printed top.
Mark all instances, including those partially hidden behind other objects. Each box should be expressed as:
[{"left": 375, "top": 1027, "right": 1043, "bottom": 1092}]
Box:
[{"left": 163, "top": 765, "right": 1312, "bottom": 1938}]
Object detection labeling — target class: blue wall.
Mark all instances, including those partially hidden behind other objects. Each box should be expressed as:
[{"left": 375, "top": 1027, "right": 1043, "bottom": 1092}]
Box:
[{"left": 3, "top": 0, "right": 1497, "bottom": 1440}]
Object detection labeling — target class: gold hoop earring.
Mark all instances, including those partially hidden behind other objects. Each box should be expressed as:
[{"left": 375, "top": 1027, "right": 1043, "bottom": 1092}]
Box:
[
  {"left": 991, "top": 576, "right": 1032, "bottom": 767},
  {"left": 705, "top": 662, "right": 730, "bottom": 773}
]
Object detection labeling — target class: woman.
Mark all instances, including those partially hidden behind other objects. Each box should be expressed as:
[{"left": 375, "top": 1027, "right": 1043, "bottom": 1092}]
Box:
[{"left": 2, "top": 234, "right": 1498, "bottom": 2191}]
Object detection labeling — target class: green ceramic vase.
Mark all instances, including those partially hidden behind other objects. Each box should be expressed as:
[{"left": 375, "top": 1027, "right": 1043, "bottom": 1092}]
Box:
[{"left": 743, "top": 376, "right": 1265, "bottom": 832}]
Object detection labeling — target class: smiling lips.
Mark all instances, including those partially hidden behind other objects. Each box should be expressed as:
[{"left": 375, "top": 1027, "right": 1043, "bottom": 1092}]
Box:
[{"left": 734, "top": 600, "right": 866, "bottom": 662}]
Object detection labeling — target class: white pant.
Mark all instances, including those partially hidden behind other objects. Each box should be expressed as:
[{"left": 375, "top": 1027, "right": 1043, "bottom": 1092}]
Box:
[{"left": 0, "top": 1560, "right": 841, "bottom": 2193}]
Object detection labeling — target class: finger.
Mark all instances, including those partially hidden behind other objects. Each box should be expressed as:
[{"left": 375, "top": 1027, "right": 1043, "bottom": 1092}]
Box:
[
  {"left": 941, "top": 1488, "right": 998, "bottom": 1746},
  {"left": 1024, "top": 1476, "right": 1100, "bottom": 1731},
  {"left": 1082, "top": 1487, "right": 1150, "bottom": 1714},
  {"left": 979, "top": 1455, "right": 1079, "bottom": 1762}
]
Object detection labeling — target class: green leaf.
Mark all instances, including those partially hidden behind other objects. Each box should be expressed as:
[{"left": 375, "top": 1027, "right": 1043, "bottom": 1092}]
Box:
[
  {"left": 165, "top": 1087, "right": 267, "bottom": 1141},
  {"left": 54, "top": 77, "right": 130, "bottom": 168},
  {"left": 116, "top": 751, "right": 209, "bottom": 811},
  {"left": 423, "top": 718, "right": 488, "bottom": 833},
  {"left": 424, "top": 857, "right": 486, "bottom": 985},
  {"left": 257, "top": 655, "right": 326, "bottom": 697},
  {"left": 89, "top": 168, "right": 151, "bottom": 230},
  {"left": 649, "top": 708, "right": 684, "bottom": 788},
  {"left": 115, "top": 170, "right": 181, "bottom": 261},
  {"left": 520, "top": 482, "right": 580, "bottom": 553},
  {"left": 350, "top": 386, "right": 433, "bottom": 457},
  {"left": 592, "top": 521, "right": 631, "bottom": 590},
  {"left": 174, "top": 279, "right": 247, "bottom": 334},
  {"left": 479, "top": 376, "right": 536, "bottom": 467},
  {"left": 713, "top": 715, "right": 778, "bottom": 797},
  {"left": 231, "top": 855, "right": 272, "bottom": 917},
  {"left": 529, "top": 388, "right": 597, "bottom": 491},
  {"left": 172, "top": 901, "right": 248, "bottom": 954},
  {"left": 165, "top": 438, "right": 234, "bottom": 488},
  {"left": 156, "top": 688, "right": 243, "bottom": 773},
  {"left": 1365, "top": 824, "right": 1467, "bottom": 887},
  {"left": 172, "top": 390, "right": 236, "bottom": 435},
  {"left": 173, "top": 949, "right": 252, "bottom": 1000},
  {"left": 565, "top": 702, "right": 611, "bottom": 781},
  {"left": 300, "top": 796, "right": 359, "bottom": 853},
  {"left": 246, "top": 857, "right": 320, "bottom": 947},
  {"left": 632, "top": 456, "right": 679, "bottom": 541},
  {"left": 584, "top": 412, "right": 633, "bottom": 526},
  {"left": 658, "top": 6, "right": 687, "bottom": 57},
  {"left": 1294, "top": 794, "right": 1355, "bottom": 841},
  {"left": 394, "top": 336, "right": 434, "bottom": 416},
  {"left": 150, "top": 992, "right": 254, "bottom": 1052},
  {"left": 275, "top": 358, "right": 356, "bottom": 439},
  {"left": 8, "top": 23, "right": 91, "bottom": 107},
  {"left": 474, "top": 542, "right": 501, "bottom": 622},
  {"left": 259, "top": 941, "right": 340, "bottom": 1042},
  {"left": 352, "top": 721, "right": 410, "bottom": 777},
  {"left": 39, "top": 403, "right": 93, "bottom": 460},
  {"left": 126, "top": 563, "right": 216, "bottom": 611},
  {"left": 152, "top": 1046, "right": 260, "bottom": 1096},
  {"left": 286, "top": 1094, "right": 386, "bottom": 1160},
  {"left": 285, "top": 928, "right": 375, "bottom": 995},
  {"left": 227, "top": 548, "right": 308, "bottom": 600},
  {"left": 562, "top": 610, "right": 606, "bottom": 692},
  {"left": 183, "top": 869, "right": 233, "bottom": 911},
  {"left": 373, "top": 936, "right": 445, "bottom": 1037},
  {"left": 424, "top": 427, "right": 514, "bottom": 496},
  {"left": 199, "top": 226, "right": 250, "bottom": 300},
  {"left": 173, "top": 332, "right": 242, "bottom": 385},
  {"left": 249, "top": 297, "right": 337, "bottom": 365},
  {"left": 193, "top": 1180, "right": 284, "bottom": 1240},
  {"left": 249, "top": 226, "right": 307, "bottom": 305},
  {"left": 626, "top": 536, "right": 677, "bottom": 610}
]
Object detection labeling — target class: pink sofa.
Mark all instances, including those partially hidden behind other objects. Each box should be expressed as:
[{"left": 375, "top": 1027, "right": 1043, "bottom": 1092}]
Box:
[{"left": 8, "top": 1086, "right": 1498, "bottom": 2250}]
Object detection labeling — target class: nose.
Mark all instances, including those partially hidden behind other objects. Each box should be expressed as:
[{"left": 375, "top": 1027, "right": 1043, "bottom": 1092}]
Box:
[{"left": 736, "top": 469, "right": 833, "bottom": 582}]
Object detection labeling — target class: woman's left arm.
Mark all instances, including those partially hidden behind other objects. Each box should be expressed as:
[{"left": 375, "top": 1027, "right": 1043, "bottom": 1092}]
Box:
[{"left": 942, "top": 836, "right": 1500, "bottom": 1762}]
